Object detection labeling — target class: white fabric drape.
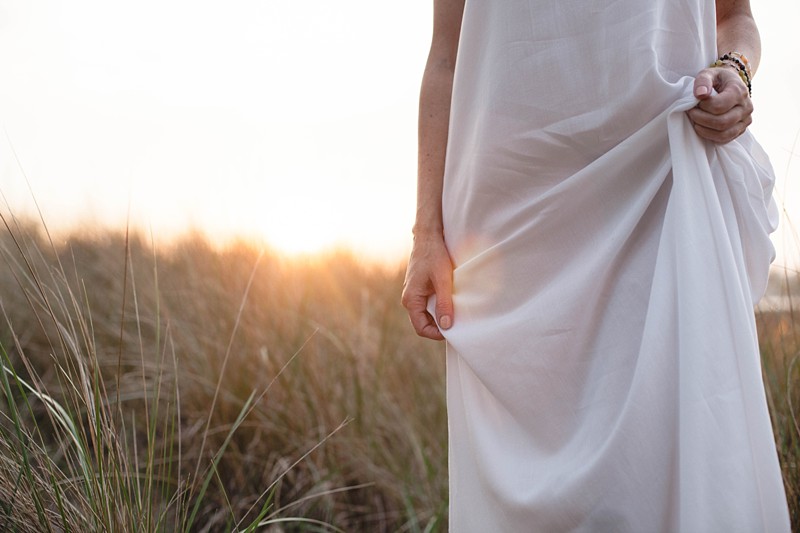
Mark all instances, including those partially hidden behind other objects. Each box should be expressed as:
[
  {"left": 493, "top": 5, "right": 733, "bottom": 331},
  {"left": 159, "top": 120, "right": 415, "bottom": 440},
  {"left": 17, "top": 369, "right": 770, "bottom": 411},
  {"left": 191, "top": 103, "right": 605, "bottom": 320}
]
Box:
[{"left": 436, "top": 0, "right": 791, "bottom": 531}]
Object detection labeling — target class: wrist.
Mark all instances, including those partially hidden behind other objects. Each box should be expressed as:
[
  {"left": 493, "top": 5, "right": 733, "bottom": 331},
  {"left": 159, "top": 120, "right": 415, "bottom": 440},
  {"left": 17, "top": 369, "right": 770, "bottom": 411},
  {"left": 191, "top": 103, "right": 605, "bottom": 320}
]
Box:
[
  {"left": 412, "top": 224, "right": 444, "bottom": 240},
  {"left": 710, "top": 52, "right": 752, "bottom": 96}
]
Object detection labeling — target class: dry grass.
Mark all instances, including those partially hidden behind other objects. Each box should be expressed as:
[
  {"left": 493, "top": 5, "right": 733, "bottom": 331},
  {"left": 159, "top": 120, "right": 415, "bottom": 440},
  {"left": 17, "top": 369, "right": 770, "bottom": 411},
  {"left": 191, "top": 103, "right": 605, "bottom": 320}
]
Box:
[
  {"left": 0, "top": 216, "right": 796, "bottom": 531},
  {"left": 758, "top": 270, "right": 800, "bottom": 530},
  {"left": 0, "top": 219, "right": 446, "bottom": 531}
]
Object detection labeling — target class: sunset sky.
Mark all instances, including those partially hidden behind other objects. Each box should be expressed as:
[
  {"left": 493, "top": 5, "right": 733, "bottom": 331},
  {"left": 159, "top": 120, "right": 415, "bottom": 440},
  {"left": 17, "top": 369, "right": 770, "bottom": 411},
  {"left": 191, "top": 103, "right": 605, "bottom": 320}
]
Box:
[{"left": 0, "top": 1, "right": 798, "bottom": 267}]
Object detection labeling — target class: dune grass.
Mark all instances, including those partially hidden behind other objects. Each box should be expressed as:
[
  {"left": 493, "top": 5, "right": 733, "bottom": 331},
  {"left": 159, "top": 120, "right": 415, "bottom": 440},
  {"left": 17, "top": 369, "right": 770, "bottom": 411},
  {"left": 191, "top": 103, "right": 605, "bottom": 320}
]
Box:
[
  {"left": 0, "top": 218, "right": 446, "bottom": 531},
  {"left": 758, "top": 269, "right": 800, "bottom": 529},
  {"left": 0, "top": 216, "right": 796, "bottom": 531}
]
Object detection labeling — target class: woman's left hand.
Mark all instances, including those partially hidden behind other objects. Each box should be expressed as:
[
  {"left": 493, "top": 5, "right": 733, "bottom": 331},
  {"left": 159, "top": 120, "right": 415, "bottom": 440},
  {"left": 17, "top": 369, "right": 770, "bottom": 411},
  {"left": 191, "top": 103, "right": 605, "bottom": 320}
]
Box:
[{"left": 687, "top": 65, "right": 752, "bottom": 144}]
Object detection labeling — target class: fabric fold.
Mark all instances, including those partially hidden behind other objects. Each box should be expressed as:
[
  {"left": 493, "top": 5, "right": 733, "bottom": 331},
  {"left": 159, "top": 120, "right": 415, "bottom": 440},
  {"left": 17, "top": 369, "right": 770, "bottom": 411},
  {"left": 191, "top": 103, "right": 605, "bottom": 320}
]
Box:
[{"left": 437, "top": 1, "right": 790, "bottom": 531}]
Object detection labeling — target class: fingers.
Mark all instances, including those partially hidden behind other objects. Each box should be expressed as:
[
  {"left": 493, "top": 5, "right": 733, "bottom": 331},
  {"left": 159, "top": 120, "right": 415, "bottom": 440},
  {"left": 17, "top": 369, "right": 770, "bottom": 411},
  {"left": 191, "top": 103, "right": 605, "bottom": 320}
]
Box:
[
  {"left": 689, "top": 113, "right": 752, "bottom": 144},
  {"left": 693, "top": 69, "right": 714, "bottom": 99},
  {"left": 403, "top": 292, "right": 445, "bottom": 340},
  {"left": 687, "top": 101, "right": 751, "bottom": 143},
  {"left": 401, "top": 268, "right": 453, "bottom": 340},
  {"left": 687, "top": 66, "right": 752, "bottom": 144},
  {"left": 401, "top": 239, "right": 455, "bottom": 341},
  {"left": 432, "top": 269, "right": 454, "bottom": 331}
]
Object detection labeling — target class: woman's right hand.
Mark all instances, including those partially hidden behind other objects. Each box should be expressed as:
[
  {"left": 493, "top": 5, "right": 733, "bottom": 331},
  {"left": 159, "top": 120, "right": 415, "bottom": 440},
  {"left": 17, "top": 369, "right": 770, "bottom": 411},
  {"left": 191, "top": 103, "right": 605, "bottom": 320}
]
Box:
[
  {"left": 402, "top": 0, "right": 463, "bottom": 340},
  {"left": 401, "top": 232, "right": 454, "bottom": 340}
]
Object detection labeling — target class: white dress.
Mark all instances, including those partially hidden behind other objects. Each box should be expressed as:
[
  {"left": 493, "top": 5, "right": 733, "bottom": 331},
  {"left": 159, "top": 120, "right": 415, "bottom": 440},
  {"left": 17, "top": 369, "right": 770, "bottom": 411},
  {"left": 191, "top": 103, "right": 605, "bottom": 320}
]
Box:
[{"left": 437, "top": 0, "right": 791, "bottom": 531}]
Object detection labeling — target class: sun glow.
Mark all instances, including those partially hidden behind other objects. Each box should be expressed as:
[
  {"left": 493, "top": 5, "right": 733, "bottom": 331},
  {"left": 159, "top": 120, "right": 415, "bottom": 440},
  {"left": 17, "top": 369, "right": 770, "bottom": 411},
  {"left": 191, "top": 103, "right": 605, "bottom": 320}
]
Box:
[
  {"left": 255, "top": 187, "right": 345, "bottom": 256},
  {"left": 0, "top": 1, "right": 796, "bottom": 266},
  {"left": 0, "top": 0, "right": 427, "bottom": 263}
]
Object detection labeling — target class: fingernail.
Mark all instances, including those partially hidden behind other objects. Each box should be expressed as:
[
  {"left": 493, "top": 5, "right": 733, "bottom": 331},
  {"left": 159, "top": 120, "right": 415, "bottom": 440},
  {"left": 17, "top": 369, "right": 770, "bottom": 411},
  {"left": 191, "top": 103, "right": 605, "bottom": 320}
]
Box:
[
  {"left": 439, "top": 315, "right": 452, "bottom": 329},
  {"left": 695, "top": 86, "right": 709, "bottom": 97}
]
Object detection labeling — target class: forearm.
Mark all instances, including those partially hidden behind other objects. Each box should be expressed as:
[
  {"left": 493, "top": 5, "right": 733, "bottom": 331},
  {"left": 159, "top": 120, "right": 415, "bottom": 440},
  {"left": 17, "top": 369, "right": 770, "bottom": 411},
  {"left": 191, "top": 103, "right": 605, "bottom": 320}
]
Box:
[
  {"left": 414, "top": 57, "right": 456, "bottom": 238},
  {"left": 716, "top": 2, "right": 761, "bottom": 75}
]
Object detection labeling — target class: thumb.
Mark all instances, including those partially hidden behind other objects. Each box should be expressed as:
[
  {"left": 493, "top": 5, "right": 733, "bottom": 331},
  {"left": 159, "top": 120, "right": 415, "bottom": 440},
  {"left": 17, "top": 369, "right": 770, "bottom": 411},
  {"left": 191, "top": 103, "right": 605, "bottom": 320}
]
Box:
[
  {"left": 433, "top": 273, "right": 454, "bottom": 330},
  {"left": 693, "top": 69, "right": 715, "bottom": 99}
]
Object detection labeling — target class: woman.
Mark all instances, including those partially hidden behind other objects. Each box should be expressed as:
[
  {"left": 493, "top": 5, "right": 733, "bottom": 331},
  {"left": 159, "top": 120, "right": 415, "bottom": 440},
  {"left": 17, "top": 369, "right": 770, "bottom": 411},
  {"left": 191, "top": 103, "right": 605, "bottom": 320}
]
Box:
[{"left": 402, "top": 0, "right": 791, "bottom": 531}]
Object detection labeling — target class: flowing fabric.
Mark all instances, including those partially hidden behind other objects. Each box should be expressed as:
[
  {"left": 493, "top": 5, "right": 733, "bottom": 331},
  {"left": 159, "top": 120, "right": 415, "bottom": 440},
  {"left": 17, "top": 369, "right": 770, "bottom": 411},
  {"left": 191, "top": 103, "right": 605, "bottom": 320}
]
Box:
[{"left": 436, "top": 0, "right": 791, "bottom": 531}]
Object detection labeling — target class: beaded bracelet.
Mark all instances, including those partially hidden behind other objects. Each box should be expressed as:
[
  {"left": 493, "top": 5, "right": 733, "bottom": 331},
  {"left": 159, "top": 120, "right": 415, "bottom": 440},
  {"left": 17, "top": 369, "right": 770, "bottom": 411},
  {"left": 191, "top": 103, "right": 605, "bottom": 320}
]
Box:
[
  {"left": 720, "top": 53, "right": 750, "bottom": 79},
  {"left": 710, "top": 52, "right": 752, "bottom": 97},
  {"left": 712, "top": 58, "right": 751, "bottom": 94},
  {"left": 727, "top": 51, "right": 752, "bottom": 78}
]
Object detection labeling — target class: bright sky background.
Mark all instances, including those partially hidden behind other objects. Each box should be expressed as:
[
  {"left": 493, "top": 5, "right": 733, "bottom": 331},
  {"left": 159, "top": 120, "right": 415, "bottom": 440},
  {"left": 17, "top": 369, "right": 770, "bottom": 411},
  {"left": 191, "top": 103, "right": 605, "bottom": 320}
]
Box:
[{"left": 0, "top": 1, "right": 798, "bottom": 268}]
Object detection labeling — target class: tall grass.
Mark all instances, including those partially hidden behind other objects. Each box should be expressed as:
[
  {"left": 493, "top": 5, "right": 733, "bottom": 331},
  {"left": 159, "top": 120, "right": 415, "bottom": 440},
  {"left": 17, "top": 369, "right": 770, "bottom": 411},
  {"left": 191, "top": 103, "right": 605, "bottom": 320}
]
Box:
[
  {"left": 758, "top": 268, "right": 800, "bottom": 529},
  {"left": 0, "top": 215, "right": 796, "bottom": 531},
  {"left": 0, "top": 218, "right": 446, "bottom": 531}
]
